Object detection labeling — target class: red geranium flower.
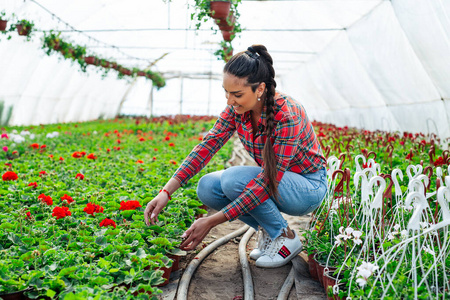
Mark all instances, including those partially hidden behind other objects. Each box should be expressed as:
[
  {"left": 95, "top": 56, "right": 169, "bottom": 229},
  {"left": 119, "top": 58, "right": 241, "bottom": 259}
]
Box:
[
  {"left": 39, "top": 171, "right": 47, "bottom": 176},
  {"left": 30, "top": 143, "right": 39, "bottom": 149},
  {"left": 153, "top": 156, "right": 157, "bottom": 161},
  {"left": 106, "top": 148, "right": 111, "bottom": 152},
  {"left": 4, "top": 163, "right": 12, "bottom": 167},
  {"left": 12, "top": 150, "right": 18, "bottom": 155},
  {"left": 117, "top": 139, "right": 121, "bottom": 144},
  {"left": 136, "top": 160, "right": 143, "bottom": 164},
  {"left": 154, "top": 148, "right": 158, "bottom": 151},
  {"left": 119, "top": 200, "right": 142, "bottom": 211},
  {"left": 52, "top": 206, "right": 71, "bottom": 219},
  {"left": 434, "top": 157, "right": 445, "bottom": 167},
  {"left": 164, "top": 136, "right": 170, "bottom": 141},
  {"left": 59, "top": 157, "right": 64, "bottom": 161},
  {"left": 48, "top": 154, "right": 54, "bottom": 159},
  {"left": 406, "top": 152, "right": 414, "bottom": 160},
  {"left": 80, "top": 151, "right": 86, "bottom": 156},
  {"left": 75, "top": 173, "right": 84, "bottom": 180},
  {"left": 61, "top": 194, "right": 74, "bottom": 204},
  {"left": 28, "top": 182, "right": 37, "bottom": 188},
  {"left": 25, "top": 211, "right": 31, "bottom": 219},
  {"left": 399, "top": 141, "right": 405, "bottom": 146},
  {"left": 87, "top": 153, "right": 97, "bottom": 160},
  {"left": 40, "top": 145, "right": 47, "bottom": 149},
  {"left": 169, "top": 159, "right": 177, "bottom": 165},
  {"left": 169, "top": 143, "right": 175, "bottom": 147},
  {"left": 38, "top": 193, "right": 53, "bottom": 206},
  {"left": 2, "top": 171, "right": 18, "bottom": 181},
  {"left": 72, "top": 151, "right": 83, "bottom": 158},
  {"left": 99, "top": 218, "right": 116, "bottom": 229},
  {"left": 139, "top": 137, "right": 145, "bottom": 142},
  {"left": 83, "top": 203, "right": 104, "bottom": 215}
]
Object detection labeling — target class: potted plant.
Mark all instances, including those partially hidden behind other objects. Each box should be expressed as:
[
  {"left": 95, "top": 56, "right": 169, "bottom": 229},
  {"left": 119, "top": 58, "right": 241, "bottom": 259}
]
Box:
[
  {"left": 0, "top": 11, "right": 8, "bottom": 31},
  {"left": 191, "top": 0, "right": 241, "bottom": 31},
  {"left": 15, "top": 19, "right": 34, "bottom": 40},
  {"left": 214, "top": 40, "right": 233, "bottom": 62}
]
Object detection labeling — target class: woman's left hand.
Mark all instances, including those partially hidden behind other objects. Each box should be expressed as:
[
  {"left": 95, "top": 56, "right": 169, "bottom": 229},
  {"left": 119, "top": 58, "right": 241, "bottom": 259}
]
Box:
[{"left": 179, "top": 217, "right": 214, "bottom": 251}]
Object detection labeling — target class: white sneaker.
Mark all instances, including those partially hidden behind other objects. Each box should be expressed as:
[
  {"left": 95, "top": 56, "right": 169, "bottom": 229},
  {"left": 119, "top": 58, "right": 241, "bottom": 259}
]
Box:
[
  {"left": 249, "top": 227, "right": 271, "bottom": 260},
  {"left": 255, "top": 231, "right": 303, "bottom": 268}
]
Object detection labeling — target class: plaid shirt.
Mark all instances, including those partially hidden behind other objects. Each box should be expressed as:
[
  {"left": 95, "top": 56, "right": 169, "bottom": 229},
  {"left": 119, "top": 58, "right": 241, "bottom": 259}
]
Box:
[{"left": 173, "top": 91, "right": 326, "bottom": 221}]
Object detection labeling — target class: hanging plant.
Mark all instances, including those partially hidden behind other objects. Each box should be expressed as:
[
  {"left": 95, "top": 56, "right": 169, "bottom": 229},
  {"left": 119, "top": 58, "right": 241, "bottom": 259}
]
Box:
[
  {"left": 190, "top": 0, "right": 242, "bottom": 31},
  {"left": 14, "top": 19, "right": 34, "bottom": 41},
  {"left": 0, "top": 11, "right": 8, "bottom": 31},
  {"left": 214, "top": 40, "right": 233, "bottom": 62}
]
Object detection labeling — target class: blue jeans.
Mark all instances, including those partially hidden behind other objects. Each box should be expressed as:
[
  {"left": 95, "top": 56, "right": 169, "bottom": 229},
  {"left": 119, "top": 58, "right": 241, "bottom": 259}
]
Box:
[{"left": 197, "top": 166, "right": 328, "bottom": 240}]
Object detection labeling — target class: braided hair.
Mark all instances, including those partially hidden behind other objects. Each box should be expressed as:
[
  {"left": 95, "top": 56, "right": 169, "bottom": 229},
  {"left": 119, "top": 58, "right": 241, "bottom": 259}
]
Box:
[{"left": 223, "top": 44, "right": 279, "bottom": 200}]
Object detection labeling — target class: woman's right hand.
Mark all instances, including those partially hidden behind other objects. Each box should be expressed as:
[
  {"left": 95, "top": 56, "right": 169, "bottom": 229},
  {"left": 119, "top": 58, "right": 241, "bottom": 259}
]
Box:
[{"left": 144, "top": 193, "right": 170, "bottom": 226}]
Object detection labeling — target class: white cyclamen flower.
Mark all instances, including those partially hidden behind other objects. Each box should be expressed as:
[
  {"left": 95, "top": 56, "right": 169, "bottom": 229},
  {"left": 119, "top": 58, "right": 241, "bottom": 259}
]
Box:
[
  {"left": 423, "top": 245, "right": 435, "bottom": 255},
  {"left": 352, "top": 230, "right": 363, "bottom": 245}
]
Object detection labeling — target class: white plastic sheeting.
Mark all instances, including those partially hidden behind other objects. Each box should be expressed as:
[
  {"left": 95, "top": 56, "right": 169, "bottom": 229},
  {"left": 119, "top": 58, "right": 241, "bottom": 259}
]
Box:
[{"left": 0, "top": 0, "right": 449, "bottom": 141}]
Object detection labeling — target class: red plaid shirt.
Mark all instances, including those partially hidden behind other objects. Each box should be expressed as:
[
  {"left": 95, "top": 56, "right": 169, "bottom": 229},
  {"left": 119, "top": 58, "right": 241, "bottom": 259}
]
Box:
[{"left": 173, "top": 92, "right": 326, "bottom": 221}]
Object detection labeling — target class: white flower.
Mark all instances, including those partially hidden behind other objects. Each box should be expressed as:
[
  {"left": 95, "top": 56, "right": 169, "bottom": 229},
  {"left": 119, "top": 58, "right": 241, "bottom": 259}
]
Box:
[
  {"left": 393, "top": 224, "right": 401, "bottom": 232},
  {"left": 352, "top": 230, "right": 363, "bottom": 245},
  {"left": 20, "top": 130, "right": 30, "bottom": 136},
  {"left": 334, "top": 235, "right": 343, "bottom": 246},
  {"left": 29, "top": 133, "right": 35, "bottom": 140},
  {"left": 46, "top": 131, "right": 59, "bottom": 138},
  {"left": 423, "top": 245, "right": 435, "bottom": 255},
  {"left": 9, "top": 134, "right": 25, "bottom": 144},
  {"left": 387, "top": 232, "right": 395, "bottom": 241},
  {"left": 356, "top": 261, "right": 379, "bottom": 287},
  {"left": 338, "top": 226, "right": 345, "bottom": 235},
  {"left": 12, "top": 129, "right": 17, "bottom": 134},
  {"left": 93, "top": 131, "right": 98, "bottom": 135},
  {"left": 343, "top": 227, "right": 354, "bottom": 240},
  {"left": 400, "top": 230, "right": 408, "bottom": 239}
]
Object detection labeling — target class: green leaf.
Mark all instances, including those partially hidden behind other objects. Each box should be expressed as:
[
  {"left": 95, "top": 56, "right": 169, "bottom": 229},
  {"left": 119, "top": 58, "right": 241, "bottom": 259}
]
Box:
[
  {"left": 95, "top": 236, "right": 107, "bottom": 246},
  {"left": 98, "top": 257, "right": 110, "bottom": 269},
  {"left": 46, "top": 289, "right": 56, "bottom": 298}
]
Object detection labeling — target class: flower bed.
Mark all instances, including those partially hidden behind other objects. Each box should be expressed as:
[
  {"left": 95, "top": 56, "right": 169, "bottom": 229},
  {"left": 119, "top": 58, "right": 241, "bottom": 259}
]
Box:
[
  {"left": 0, "top": 116, "right": 232, "bottom": 299},
  {"left": 304, "top": 123, "right": 450, "bottom": 299}
]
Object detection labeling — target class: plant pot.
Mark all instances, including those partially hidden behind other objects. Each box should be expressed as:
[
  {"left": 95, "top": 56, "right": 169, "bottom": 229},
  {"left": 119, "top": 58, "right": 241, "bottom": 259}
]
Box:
[
  {"left": 84, "top": 56, "right": 97, "bottom": 65},
  {"left": 155, "top": 266, "right": 172, "bottom": 287},
  {"left": 0, "top": 20, "right": 8, "bottom": 31},
  {"left": 215, "top": 15, "right": 235, "bottom": 27},
  {"left": 168, "top": 254, "right": 181, "bottom": 272},
  {"left": 307, "top": 253, "right": 319, "bottom": 281},
  {"left": 324, "top": 270, "right": 339, "bottom": 300},
  {"left": 0, "top": 288, "right": 31, "bottom": 300},
  {"left": 16, "top": 24, "right": 29, "bottom": 36},
  {"left": 120, "top": 68, "right": 132, "bottom": 76},
  {"left": 221, "top": 30, "right": 233, "bottom": 41},
  {"left": 209, "top": 1, "right": 231, "bottom": 19}
]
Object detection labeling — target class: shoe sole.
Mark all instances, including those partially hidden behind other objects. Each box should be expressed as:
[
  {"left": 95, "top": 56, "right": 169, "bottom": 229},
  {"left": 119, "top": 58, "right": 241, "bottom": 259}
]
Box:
[{"left": 255, "top": 245, "right": 303, "bottom": 268}]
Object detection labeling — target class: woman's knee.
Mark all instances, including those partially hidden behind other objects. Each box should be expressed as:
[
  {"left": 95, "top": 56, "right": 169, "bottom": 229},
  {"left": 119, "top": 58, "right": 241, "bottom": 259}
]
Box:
[{"left": 220, "top": 166, "right": 260, "bottom": 198}]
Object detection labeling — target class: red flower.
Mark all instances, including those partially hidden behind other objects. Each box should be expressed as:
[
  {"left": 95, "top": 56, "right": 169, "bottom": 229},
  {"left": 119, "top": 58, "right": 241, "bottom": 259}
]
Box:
[
  {"left": 117, "top": 139, "right": 121, "bottom": 144},
  {"left": 12, "top": 150, "right": 18, "bottom": 155},
  {"left": 153, "top": 156, "right": 156, "bottom": 161},
  {"left": 75, "top": 173, "right": 84, "bottom": 180},
  {"left": 80, "top": 151, "right": 86, "bottom": 156},
  {"left": 399, "top": 141, "right": 405, "bottom": 146},
  {"left": 2, "top": 171, "right": 18, "bottom": 181},
  {"left": 52, "top": 206, "right": 71, "bottom": 219},
  {"left": 30, "top": 143, "right": 39, "bottom": 149},
  {"left": 87, "top": 153, "right": 97, "bottom": 160},
  {"left": 83, "top": 203, "right": 104, "bottom": 215},
  {"left": 40, "top": 145, "right": 47, "bottom": 149},
  {"left": 61, "top": 194, "right": 74, "bottom": 204},
  {"left": 4, "top": 163, "right": 11, "bottom": 167},
  {"left": 169, "top": 159, "right": 177, "bottom": 165},
  {"left": 164, "top": 136, "right": 170, "bottom": 141},
  {"left": 139, "top": 137, "right": 145, "bottom": 142},
  {"left": 59, "top": 157, "right": 64, "bottom": 161},
  {"left": 72, "top": 151, "right": 83, "bottom": 158},
  {"left": 198, "top": 136, "right": 203, "bottom": 141},
  {"left": 99, "top": 218, "right": 116, "bottom": 229},
  {"left": 38, "top": 193, "right": 53, "bottom": 205},
  {"left": 28, "top": 182, "right": 37, "bottom": 188},
  {"left": 406, "top": 152, "right": 414, "bottom": 160},
  {"left": 154, "top": 148, "right": 158, "bottom": 151},
  {"left": 434, "top": 157, "right": 445, "bottom": 167},
  {"left": 318, "top": 132, "right": 326, "bottom": 137},
  {"left": 25, "top": 211, "right": 31, "bottom": 219},
  {"left": 39, "top": 171, "right": 47, "bottom": 176},
  {"left": 119, "top": 200, "right": 142, "bottom": 211},
  {"left": 107, "top": 148, "right": 111, "bottom": 152},
  {"left": 48, "top": 154, "right": 54, "bottom": 159},
  {"left": 136, "top": 160, "right": 143, "bottom": 164},
  {"left": 362, "top": 162, "right": 372, "bottom": 169},
  {"left": 169, "top": 143, "right": 175, "bottom": 147}
]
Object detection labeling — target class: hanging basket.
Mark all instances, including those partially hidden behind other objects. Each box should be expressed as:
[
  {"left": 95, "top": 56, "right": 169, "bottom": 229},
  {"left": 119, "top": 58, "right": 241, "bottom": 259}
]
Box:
[
  {"left": 221, "top": 30, "right": 233, "bottom": 42},
  {"left": 0, "top": 20, "right": 7, "bottom": 31},
  {"left": 16, "top": 24, "right": 30, "bottom": 36},
  {"left": 209, "top": 1, "right": 231, "bottom": 19},
  {"left": 84, "top": 56, "right": 97, "bottom": 65},
  {"left": 215, "top": 14, "right": 235, "bottom": 28}
]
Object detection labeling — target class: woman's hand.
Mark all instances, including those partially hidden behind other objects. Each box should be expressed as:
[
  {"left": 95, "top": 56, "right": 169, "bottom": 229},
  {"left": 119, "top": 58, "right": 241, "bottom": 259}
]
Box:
[
  {"left": 179, "top": 212, "right": 227, "bottom": 251},
  {"left": 179, "top": 217, "right": 213, "bottom": 251},
  {"left": 144, "top": 194, "right": 170, "bottom": 226}
]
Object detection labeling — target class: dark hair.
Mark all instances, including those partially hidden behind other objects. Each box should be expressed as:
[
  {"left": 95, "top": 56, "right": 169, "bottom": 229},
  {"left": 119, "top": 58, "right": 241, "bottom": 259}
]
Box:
[{"left": 223, "top": 44, "right": 279, "bottom": 200}]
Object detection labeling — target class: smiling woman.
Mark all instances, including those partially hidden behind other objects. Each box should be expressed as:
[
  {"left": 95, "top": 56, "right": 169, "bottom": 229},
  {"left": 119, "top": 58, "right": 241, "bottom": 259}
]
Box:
[{"left": 144, "top": 44, "right": 327, "bottom": 269}]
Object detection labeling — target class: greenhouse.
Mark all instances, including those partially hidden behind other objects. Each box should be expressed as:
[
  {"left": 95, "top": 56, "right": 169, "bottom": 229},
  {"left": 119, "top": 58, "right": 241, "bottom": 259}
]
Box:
[{"left": 0, "top": 0, "right": 449, "bottom": 299}]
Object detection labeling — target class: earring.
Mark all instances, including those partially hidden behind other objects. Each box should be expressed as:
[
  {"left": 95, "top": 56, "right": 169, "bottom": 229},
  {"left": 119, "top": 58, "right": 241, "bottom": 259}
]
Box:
[{"left": 257, "top": 97, "right": 261, "bottom": 101}]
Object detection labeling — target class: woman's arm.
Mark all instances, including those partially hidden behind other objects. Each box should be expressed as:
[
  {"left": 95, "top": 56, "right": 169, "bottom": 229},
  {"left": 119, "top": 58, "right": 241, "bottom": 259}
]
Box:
[{"left": 144, "top": 177, "right": 181, "bottom": 225}]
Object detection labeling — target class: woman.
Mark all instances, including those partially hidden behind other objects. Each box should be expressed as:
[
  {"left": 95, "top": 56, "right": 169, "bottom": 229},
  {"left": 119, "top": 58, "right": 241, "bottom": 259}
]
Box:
[{"left": 144, "top": 44, "right": 327, "bottom": 268}]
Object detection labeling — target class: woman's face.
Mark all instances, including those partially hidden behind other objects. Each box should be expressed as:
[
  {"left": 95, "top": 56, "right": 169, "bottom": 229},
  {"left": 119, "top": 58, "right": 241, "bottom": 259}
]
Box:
[{"left": 223, "top": 72, "right": 265, "bottom": 115}]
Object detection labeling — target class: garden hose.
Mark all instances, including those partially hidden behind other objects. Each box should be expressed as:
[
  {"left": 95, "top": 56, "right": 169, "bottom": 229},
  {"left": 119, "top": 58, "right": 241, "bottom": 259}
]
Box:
[
  {"left": 277, "top": 267, "right": 295, "bottom": 300},
  {"left": 176, "top": 225, "right": 250, "bottom": 300},
  {"left": 239, "top": 227, "right": 256, "bottom": 300}
]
